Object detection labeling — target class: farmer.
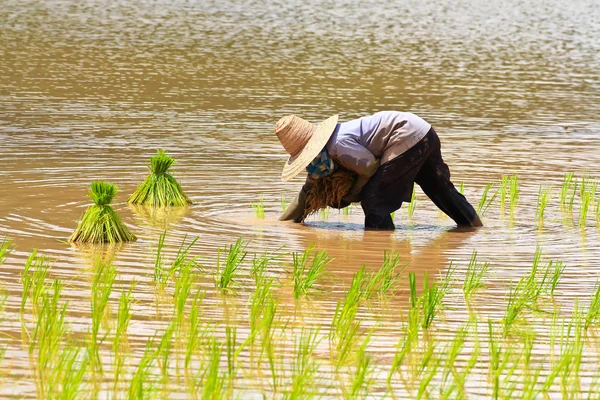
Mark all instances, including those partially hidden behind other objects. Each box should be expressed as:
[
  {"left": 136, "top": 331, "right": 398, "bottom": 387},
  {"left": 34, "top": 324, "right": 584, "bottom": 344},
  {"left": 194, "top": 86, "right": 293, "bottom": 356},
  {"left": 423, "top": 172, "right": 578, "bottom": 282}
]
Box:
[{"left": 275, "top": 111, "right": 483, "bottom": 229}]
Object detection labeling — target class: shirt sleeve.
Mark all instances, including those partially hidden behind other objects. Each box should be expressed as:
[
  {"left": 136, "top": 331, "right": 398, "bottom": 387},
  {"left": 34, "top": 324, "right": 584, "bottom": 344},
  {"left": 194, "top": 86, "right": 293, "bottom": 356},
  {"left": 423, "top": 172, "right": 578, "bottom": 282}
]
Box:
[{"left": 332, "top": 138, "right": 378, "bottom": 177}]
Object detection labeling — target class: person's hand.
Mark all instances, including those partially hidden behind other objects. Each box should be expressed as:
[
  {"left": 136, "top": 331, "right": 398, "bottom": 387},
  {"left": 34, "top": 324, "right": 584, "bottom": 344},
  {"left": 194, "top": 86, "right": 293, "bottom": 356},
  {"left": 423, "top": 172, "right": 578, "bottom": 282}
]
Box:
[{"left": 279, "top": 188, "right": 307, "bottom": 222}]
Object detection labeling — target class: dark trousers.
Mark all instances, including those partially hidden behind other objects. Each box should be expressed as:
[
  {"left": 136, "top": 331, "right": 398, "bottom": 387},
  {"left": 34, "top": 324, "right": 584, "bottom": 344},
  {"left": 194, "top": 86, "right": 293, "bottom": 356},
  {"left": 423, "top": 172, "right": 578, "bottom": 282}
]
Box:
[{"left": 360, "top": 128, "right": 482, "bottom": 229}]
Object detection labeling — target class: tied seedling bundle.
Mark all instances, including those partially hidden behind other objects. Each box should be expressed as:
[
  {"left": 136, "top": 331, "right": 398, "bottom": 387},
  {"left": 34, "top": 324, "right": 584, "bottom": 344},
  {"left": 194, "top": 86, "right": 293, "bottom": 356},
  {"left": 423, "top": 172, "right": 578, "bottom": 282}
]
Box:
[
  {"left": 302, "top": 169, "right": 356, "bottom": 221},
  {"left": 69, "top": 182, "right": 137, "bottom": 243},
  {"left": 128, "top": 149, "right": 192, "bottom": 207}
]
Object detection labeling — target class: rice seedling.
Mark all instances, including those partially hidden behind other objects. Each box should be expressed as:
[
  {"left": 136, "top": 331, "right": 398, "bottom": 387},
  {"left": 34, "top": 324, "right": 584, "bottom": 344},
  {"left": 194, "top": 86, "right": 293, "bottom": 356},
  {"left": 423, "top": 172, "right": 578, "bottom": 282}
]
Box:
[
  {"left": 544, "top": 260, "right": 565, "bottom": 297},
  {"left": 343, "top": 205, "right": 351, "bottom": 218},
  {"left": 407, "top": 185, "right": 417, "bottom": 218},
  {"left": 128, "top": 149, "right": 192, "bottom": 206},
  {"left": 476, "top": 183, "right": 497, "bottom": 217},
  {"left": 584, "top": 283, "right": 600, "bottom": 329},
  {"left": 291, "top": 245, "right": 330, "bottom": 298},
  {"left": 535, "top": 185, "right": 552, "bottom": 226},
  {"left": 128, "top": 337, "right": 158, "bottom": 399},
  {"left": 153, "top": 233, "right": 201, "bottom": 294},
  {"left": 320, "top": 206, "right": 330, "bottom": 221},
  {"left": 215, "top": 238, "right": 248, "bottom": 291},
  {"left": 488, "top": 319, "right": 514, "bottom": 399},
  {"left": 406, "top": 185, "right": 417, "bottom": 219},
  {"left": 579, "top": 182, "right": 597, "bottom": 228},
  {"left": 184, "top": 290, "right": 209, "bottom": 370},
  {"left": 29, "top": 279, "right": 68, "bottom": 399},
  {"left": 90, "top": 259, "right": 117, "bottom": 374},
  {"left": 596, "top": 197, "right": 600, "bottom": 225},
  {"left": 251, "top": 196, "right": 265, "bottom": 219},
  {"left": 499, "top": 175, "right": 509, "bottom": 214},
  {"left": 113, "top": 283, "right": 136, "bottom": 396},
  {"left": 196, "top": 337, "right": 234, "bottom": 400},
  {"left": 286, "top": 328, "right": 321, "bottom": 399},
  {"left": 462, "top": 250, "right": 491, "bottom": 299},
  {"left": 458, "top": 181, "right": 465, "bottom": 195},
  {"left": 363, "top": 251, "right": 405, "bottom": 299},
  {"left": 440, "top": 324, "right": 480, "bottom": 399},
  {"left": 173, "top": 259, "right": 195, "bottom": 331},
  {"left": 49, "top": 344, "right": 90, "bottom": 400},
  {"left": 69, "top": 181, "right": 136, "bottom": 243},
  {"left": 559, "top": 172, "right": 577, "bottom": 213},
  {"left": 20, "top": 250, "right": 53, "bottom": 314},
  {"left": 387, "top": 306, "right": 420, "bottom": 386},
  {"left": 418, "top": 272, "right": 446, "bottom": 329},
  {"left": 330, "top": 267, "right": 366, "bottom": 366},
  {"left": 347, "top": 336, "right": 374, "bottom": 399},
  {"left": 509, "top": 175, "right": 519, "bottom": 217},
  {"left": 248, "top": 272, "right": 276, "bottom": 345},
  {"left": 156, "top": 322, "right": 175, "bottom": 387},
  {"left": 0, "top": 238, "right": 13, "bottom": 265}
]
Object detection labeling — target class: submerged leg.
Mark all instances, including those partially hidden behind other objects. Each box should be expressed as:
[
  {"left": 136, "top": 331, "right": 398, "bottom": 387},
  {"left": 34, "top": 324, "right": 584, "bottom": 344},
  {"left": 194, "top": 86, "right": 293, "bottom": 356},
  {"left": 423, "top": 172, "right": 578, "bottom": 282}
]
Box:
[{"left": 414, "top": 130, "right": 482, "bottom": 227}]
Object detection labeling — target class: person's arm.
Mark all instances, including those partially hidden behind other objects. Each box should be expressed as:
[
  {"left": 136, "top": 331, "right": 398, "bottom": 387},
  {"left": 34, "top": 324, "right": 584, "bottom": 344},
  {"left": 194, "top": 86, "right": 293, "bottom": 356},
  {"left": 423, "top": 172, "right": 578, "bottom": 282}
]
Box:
[
  {"left": 279, "top": 176, "right": 315, "bottom": 222},
  {"left": 332, "top": 139, "right": 380, "bottom": 203},
  {"left": 341, "top": 159, "right": 380, "bottom": 203}
]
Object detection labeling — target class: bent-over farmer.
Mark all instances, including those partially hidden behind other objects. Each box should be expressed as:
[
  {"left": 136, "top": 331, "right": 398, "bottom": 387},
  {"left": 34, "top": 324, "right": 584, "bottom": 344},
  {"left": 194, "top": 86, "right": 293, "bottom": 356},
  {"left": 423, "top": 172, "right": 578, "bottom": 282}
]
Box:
[{"left": 275, "top": 111, "right": 483, "bottom": 229}]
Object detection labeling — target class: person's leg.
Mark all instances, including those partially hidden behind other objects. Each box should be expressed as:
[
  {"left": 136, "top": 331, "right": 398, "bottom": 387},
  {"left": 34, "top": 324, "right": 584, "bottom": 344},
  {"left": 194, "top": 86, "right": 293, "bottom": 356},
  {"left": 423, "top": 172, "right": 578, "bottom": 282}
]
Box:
[
  {"left": 360, "top": 134, "right": 435, "bottom": 230},
  {"left": 414, "top": 129, "right": 483, "bottom": 227}
]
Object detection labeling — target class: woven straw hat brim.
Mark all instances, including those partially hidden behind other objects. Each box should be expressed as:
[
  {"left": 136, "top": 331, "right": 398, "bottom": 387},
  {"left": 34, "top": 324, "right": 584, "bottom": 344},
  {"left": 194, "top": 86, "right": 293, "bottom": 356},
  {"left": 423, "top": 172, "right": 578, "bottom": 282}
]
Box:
[{"left": 281, "top": 115, "right": 338, "bottom": 182}]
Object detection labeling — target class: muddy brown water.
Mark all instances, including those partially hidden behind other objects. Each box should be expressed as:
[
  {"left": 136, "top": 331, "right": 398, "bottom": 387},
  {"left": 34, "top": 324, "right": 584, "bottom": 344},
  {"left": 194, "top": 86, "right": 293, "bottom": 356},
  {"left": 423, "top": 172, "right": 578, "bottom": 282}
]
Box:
[{"left": 1, "top": 0, "right": 600, "bottom": 397}]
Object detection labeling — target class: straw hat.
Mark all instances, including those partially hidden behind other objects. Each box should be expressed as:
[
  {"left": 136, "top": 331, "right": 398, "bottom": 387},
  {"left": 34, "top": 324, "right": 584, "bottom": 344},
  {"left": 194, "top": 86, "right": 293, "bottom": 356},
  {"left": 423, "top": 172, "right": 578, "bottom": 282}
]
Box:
[{"left": 275, "top": 114, "right": 338, "bottom": 182}]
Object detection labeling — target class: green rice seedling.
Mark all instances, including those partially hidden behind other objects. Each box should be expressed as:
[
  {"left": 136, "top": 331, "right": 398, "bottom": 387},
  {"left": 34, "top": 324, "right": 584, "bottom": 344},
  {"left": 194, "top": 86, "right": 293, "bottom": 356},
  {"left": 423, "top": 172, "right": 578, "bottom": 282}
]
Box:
[
  {"left": 416, "top": 341, "right": 441, "bottom": 400},
  {"left": 215, "top": 238, "right": 248, "bottom": 290},
  {"left": 407, "top": 185, "right": 417, "bottom": 218},
  {"left": 251, "top": 196, "right": 265, "bottom": 219},
  {"left": 363, "top": 251, "right": 405, "bottom": 299},
  {"left": 90, "top": 259, "right": 117, "bottom": 374},
  {"left": 0, "top": 238, "right": 13, "bottom": 265},
  {"left": 286, "top": 328, "right": 321, "bottom": 399},
  {"left": 184, "top": 290, "right": 208, "bottom": 373},
  {"left": 545, "top": 260, "right": 565, "bottom": 297},
  {"left": 248, "top": 272, "right": 275, "bottom": 345},
  {"left": 458, "top": 181, "right": 465, "bottom": 195},
  {"left": 281, "top": 194, "right": 288, "bottom": 213},
  {"left": 584, "top": 284, "right": 600, "bottom": 329},
  {"left": 579, "top": 182, "right": 597, "bottom": 228},
  {"left": 320, "top": 206, "right": 330, "bottom": 221},
  {"left": 535, "top": 185, "right": 552, "bottom": 226},
  {"left": 291, "top": 245, "right": 331, "bottom": 298},
  {"left": 347, "top": 335, "right": 374, "bottom": 399},
  {"left": 30, "top": 279, "right": 68, "bottom": 399},
  {"left": 48, "top": 344, "right": 90, "bottom": 400},
  {"left": 343, "top": 205, "right": 351, "bottom": 218},
  {"left": 173, "top": 259, "right": 195, "bottom": 331},
  {"left": 20, "top": 250, "right": 52, "bottom": 314},
  {"left": 508, "top": 175, "right": 519, "bottom": 217},
  {"left": 560, "top": 172, "right": 579, "bottom": 216},
  {"left": 476, "top": 183, "right": 497, "bottom": 217},
  {"left": 154, "top": 233, "right": 201, "bottom": 293},
  {"left": 488, "top": 319, "right": 514, "bottom": 399},
  {"left": 419, "top": 272, "right": 445, "bottom": 329},
  {"left": 596, "top": 197, "right": 600, "bottom": 225},
  {"left": 69, "top": 182, "right": 136, "bottom": 243},
  {"left": 128, "top": 337, "right": 158, "bottom": 399},
  {"left": 440, "top": 324, "right": 479, "bottom": 399},
  {"left": 499, "top": 175, "right": 509, "bottom": 214},
  {"left": 156, "top": 322, "right": 175, "bottom": 387},
  {"left": 196, "top": 338, "right": 233, "bottom": 400},
  {"left": 330, "top": 267, "right": 366, "bottom": 366},
  {"left": 113, "top": 282, "right": 136, "bottom": 396},
  {"left": 128, "top": 149, "right": 192, "bottom": 207},
  {"left": 463, "top": 250, "right": 491, "bottom": 299},
  {"left": 559, "top": 172, "right": 575, "bottom": 211}
]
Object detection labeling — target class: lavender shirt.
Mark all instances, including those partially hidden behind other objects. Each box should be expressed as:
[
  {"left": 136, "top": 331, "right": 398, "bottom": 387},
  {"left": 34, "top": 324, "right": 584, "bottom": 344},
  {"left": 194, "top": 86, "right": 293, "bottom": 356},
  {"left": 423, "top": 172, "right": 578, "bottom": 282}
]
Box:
[{"left": 326, "top": 111, "right": 431, "bottom": 177}]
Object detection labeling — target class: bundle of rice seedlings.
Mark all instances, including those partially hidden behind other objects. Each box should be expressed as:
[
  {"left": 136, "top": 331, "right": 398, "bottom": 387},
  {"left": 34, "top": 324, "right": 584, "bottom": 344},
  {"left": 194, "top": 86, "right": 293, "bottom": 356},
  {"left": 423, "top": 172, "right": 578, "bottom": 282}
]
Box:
[
  {"left": 128, "top": 149, "right": 192, "bottom": 207},
  {"left": 69, "top": 182, "right": 137, "bottom": 243},
  {"left": 302, "top": 169, "right": 356, "bottom": 221}
]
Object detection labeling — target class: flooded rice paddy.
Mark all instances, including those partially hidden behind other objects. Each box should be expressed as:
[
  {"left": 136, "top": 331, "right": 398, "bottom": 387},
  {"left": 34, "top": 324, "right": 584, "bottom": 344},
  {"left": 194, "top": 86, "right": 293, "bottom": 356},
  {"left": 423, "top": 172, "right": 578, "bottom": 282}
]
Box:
[{"left": 2, "top": 0, "right": 600, "bottom": 397}]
